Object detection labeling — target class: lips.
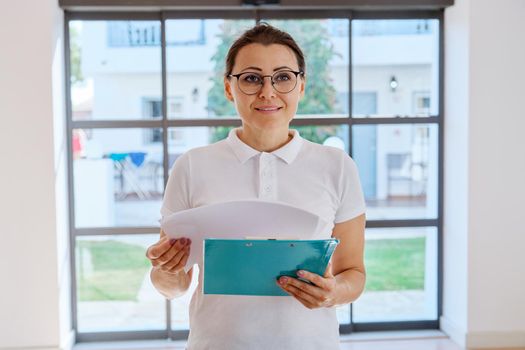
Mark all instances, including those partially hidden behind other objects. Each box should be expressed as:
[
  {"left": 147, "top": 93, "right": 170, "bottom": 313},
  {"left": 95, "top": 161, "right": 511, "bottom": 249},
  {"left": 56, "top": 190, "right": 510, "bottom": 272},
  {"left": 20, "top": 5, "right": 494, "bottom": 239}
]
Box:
[{"left": 255, "top": 106, "right": 282, "bottom": 111}]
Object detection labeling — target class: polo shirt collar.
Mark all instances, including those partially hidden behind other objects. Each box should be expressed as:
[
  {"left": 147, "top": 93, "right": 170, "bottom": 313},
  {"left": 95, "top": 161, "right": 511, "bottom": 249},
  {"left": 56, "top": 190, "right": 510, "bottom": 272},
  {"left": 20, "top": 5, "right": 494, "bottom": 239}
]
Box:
[{"left": 227, "top": 127, "right": 303, "bottom": 165}]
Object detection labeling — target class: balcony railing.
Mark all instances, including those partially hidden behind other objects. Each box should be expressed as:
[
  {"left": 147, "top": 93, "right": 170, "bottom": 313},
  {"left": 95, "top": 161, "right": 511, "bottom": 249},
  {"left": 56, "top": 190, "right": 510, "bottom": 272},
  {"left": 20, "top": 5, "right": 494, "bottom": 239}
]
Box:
[{"left": 107, "top": 20, "right": 206, "bottom": 47}]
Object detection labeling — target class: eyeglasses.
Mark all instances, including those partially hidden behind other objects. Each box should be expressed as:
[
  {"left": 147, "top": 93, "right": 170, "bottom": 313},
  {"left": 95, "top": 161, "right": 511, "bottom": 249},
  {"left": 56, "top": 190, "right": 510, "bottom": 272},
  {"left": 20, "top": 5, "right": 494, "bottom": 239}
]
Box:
[{"left": 228, "top": 70, "right": 304, "bottom": 95}]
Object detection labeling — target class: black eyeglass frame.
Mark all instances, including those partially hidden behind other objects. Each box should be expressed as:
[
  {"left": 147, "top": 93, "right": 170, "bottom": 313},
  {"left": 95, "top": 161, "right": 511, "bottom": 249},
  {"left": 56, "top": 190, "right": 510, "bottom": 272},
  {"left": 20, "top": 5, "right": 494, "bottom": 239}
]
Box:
[{"left": 228, "top": 70, "right": 305, "bottom": 95}]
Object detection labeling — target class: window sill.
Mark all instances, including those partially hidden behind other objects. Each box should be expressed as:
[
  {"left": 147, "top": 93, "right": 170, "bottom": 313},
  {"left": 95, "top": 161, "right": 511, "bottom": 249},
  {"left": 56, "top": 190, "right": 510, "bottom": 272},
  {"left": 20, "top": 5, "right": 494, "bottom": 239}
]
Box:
[{"left": 73, "top": 330, "right": 448, "bottom": 350}]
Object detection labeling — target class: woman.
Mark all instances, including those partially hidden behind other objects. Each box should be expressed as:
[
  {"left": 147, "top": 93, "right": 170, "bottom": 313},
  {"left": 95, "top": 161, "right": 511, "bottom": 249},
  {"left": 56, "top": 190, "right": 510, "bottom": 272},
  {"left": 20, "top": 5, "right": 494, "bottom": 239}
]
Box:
[{"left": 146, "top": 23, "right": 366, "bottom": 350}]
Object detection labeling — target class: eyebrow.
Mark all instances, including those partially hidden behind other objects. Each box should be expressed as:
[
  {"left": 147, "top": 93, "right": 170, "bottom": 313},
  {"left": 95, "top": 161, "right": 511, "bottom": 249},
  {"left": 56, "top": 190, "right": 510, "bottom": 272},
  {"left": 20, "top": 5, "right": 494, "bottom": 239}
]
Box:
[
  {"left": 273, "top": 66, "right": 294, "bottom": 72},
  {"left": 239, "top": 66, "right": 295, "bottom": 72}
]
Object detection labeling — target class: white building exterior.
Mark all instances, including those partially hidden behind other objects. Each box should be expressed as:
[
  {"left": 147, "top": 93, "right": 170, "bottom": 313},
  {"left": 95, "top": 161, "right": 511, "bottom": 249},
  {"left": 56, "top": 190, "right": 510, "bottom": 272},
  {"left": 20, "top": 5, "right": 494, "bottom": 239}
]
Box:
[{"left": 74, "top": 19, "right": 439, "bottom": 211}]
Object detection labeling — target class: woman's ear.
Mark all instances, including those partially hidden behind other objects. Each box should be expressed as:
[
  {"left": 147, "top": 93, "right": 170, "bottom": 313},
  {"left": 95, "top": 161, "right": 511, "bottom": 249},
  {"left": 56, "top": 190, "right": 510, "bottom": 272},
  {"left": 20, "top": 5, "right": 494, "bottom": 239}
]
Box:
[{"left": 224, "top": 77, "right": 234, "bottom": 102}]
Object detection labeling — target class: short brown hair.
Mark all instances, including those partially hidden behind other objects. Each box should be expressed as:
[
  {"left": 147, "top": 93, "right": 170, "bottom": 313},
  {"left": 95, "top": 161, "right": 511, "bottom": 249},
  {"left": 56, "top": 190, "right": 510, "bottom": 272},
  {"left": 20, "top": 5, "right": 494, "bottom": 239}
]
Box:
[{"left": 224, "top": 23, "right": 306, "bottom": 78}]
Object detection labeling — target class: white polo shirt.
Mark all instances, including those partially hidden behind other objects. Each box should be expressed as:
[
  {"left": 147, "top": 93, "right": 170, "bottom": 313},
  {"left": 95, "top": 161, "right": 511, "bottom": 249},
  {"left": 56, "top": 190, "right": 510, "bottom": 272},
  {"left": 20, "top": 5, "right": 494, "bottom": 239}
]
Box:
[{"left": 161, "top": 128, "right": 365, "bottom": 350}]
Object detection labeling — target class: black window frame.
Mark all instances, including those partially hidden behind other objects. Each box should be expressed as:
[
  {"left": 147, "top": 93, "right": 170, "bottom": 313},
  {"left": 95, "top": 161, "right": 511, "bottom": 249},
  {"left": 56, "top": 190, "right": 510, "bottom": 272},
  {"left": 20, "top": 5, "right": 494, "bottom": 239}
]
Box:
[{"left": 65, "top": 7, "right": 445, "bottom": 343}]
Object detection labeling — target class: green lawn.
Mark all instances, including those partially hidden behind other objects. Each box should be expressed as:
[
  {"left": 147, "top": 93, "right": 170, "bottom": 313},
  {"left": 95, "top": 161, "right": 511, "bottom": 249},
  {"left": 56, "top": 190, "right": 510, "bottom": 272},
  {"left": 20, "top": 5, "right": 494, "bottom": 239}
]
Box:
[
  {"left": 364, "top": 237, "right": 425, "bottom": 291},
  {"left": 77, "top": 237, "right": 426, "bottom": 301},
  {"left": 77, "top": 240, "right": 151, "bottom": 301}
]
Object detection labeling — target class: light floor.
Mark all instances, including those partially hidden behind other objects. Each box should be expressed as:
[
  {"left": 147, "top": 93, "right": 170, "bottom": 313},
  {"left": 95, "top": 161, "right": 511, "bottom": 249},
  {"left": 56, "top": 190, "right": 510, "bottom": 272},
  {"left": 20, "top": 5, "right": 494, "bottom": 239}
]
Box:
[{"left": 73, "top": 331, "right": 525, "bottom": 350}]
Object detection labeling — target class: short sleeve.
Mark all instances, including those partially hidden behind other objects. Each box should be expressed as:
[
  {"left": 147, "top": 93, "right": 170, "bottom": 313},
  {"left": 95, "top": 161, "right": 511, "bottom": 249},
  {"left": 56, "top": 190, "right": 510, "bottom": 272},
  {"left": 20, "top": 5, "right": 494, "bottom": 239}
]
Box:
[
  {"left": 334, "top": 154, "right": 366, "bottom": 223},
  {"left": 160, "top": 152, "right": 192, "bottom": 218}
]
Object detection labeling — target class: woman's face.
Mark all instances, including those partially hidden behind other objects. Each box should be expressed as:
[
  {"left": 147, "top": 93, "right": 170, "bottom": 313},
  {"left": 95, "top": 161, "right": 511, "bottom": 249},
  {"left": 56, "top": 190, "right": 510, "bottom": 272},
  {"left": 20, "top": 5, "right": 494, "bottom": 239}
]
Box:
[{"left": 224, "top": 43, "right": 305, "bottom": 134}]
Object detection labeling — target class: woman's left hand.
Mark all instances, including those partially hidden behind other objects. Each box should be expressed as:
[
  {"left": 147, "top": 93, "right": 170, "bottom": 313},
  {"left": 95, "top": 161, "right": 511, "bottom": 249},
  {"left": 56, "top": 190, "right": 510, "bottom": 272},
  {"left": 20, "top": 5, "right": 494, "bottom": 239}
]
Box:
[{"left": 276, "top": 264, "right": 338, "bottom": 309}]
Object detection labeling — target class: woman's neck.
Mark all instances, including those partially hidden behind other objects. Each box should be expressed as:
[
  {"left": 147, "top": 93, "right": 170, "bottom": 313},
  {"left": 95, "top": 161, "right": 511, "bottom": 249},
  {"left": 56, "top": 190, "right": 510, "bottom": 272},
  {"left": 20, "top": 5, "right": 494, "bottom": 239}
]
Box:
[{"left": 237, "top": 126, "right": 292, "bottom": 153}]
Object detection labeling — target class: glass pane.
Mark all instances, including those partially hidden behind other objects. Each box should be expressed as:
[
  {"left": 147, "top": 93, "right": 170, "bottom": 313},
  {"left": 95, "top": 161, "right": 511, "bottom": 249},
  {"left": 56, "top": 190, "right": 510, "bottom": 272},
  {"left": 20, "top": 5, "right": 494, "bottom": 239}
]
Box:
[
  {"left": 353, "top": 124, "right": 438, "bottom": 220},
  {"left": 263, "top": 19, "right": 350, "bottom": 118},
  {"left": 352, "top": 19, "right": 439, "bottom": 117},
  {"left": 166, "top": 19, "right": 254, "bottom": 119},
  {"left": 76, "top": 234, "right": 165, "bottom": 332},
  {"left": 166, "top": 125, "right": 348, "bottom": 168},
  {"left": 69, "top": 21, "right": 162, "bottom": 121},
  {"left": 295, "top": 125, "right": 349, "bottom": 153},
  {"left": 73, "top": 128, "right": 163, "bottom": 227},
  {"left": 353, "top": 227, "right": 438, "bottom": 322},
  {"left": 167, "top": 126, "right": 234, "bottom": 168}
]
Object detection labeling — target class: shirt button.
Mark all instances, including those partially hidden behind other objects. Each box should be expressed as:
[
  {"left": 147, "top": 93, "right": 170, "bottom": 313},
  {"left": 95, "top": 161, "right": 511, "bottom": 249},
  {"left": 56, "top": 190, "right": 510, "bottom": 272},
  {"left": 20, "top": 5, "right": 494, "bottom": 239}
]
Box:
[{"left": 265, "top": 186, "right": 271, "bottom": 192}]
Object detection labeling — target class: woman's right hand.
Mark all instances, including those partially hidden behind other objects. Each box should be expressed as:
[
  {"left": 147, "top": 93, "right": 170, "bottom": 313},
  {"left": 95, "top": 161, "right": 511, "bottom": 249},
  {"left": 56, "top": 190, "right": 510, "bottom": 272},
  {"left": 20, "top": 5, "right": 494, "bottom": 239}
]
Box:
[{"left": 146, "top": 232, "right": 191, "bottom": 275}]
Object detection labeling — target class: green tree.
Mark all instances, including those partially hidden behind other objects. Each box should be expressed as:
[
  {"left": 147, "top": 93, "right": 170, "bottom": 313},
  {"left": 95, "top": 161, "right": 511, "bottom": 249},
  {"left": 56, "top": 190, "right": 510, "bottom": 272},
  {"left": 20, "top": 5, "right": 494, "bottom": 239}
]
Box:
[
  {"left": 208, "top": 21, "right": 252, "bottom": 143},
  {"left": 208, "top": 20, "right": 343, "bottom": 145},
  {"left": 70, "top": 24, "right": 84, "bottom": 84}
]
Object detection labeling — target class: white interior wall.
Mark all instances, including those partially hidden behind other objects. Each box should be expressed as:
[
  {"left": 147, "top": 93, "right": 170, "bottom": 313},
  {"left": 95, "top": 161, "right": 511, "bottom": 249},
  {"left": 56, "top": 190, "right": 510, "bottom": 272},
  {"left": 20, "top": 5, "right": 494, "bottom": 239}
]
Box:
[
  {"left": 51, "top": 2, "right": 75, "bottom": 348},
  {"left": 467, "top": 0, "right": 525, "bottom": 347},
  {"left": 0, "top": 0, "right": 71, "bottom": 349},
  {"left": 442, "top": 0, "right": 470, "bottom": 346},
  {"left": 1, "top": 0, "right": 524, "bottom": 349},
  {"left": 443, "top": 0, "right": 525, "bottom": 348}
]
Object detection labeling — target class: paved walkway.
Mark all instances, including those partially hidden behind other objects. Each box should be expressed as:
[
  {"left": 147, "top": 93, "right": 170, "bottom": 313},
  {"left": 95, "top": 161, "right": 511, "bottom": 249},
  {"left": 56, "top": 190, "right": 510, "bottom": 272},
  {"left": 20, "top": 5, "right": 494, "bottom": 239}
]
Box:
[{"left": 77, "top": 268, "right": 432, "bottom": 332}]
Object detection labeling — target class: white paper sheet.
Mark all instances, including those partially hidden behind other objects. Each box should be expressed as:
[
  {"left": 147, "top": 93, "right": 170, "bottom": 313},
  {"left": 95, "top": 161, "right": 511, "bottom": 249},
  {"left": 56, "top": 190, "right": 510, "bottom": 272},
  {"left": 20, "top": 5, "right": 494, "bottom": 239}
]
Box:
[{"left": 160, "top": 200, "right": 331, "bottom": 272}]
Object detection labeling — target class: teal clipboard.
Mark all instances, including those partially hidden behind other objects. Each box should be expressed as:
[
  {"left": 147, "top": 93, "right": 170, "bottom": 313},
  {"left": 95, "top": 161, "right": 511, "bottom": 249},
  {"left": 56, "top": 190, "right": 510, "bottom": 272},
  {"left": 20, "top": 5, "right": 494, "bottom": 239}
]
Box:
[{"left": 203, "top": 238, "right": 339, "bottom": 296}]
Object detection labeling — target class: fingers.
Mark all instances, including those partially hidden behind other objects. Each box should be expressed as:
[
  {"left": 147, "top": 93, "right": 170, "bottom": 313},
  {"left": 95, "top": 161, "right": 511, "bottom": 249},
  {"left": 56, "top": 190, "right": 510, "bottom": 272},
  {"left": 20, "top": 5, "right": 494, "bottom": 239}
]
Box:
[
  {"left": 155, "top": 238, "right": 189, "bottom": 266},
  {"left": 277, "top": 276, "right": 319, "bottom": 309},
  {"left": 146, "top": 235, "right": 173, "bottom": 259},
  {"left": 297, "top": 269, "right": 329, "bottom": 289},
  {"left": 324, "top": 262, "right": 334, "bottom": 278},
  {"left": 276, "top": 270, "right": 336, "bottom": 309},
  {"left": 281, "top": 282, "right": 318, "bottom": 309},
  {"left": 166, "top": 248, "right": 190, "bottom": 274},
  {"left": 277, "top": 275, "right": 325, "bottom": 301},
  {"left": 146, "top": 237, "right": 192, "bottom": 274},
  {"left": 162, "top": 244, "right": 190, "bottom": 273}
]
